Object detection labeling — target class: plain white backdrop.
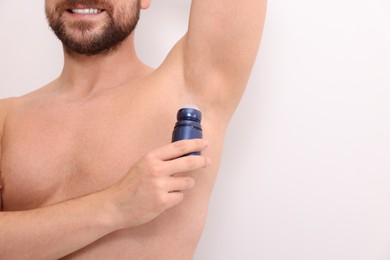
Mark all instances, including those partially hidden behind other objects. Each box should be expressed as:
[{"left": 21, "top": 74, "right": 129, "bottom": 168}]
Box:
[{"left": 1, "top": 1, "right": 390, "bottom": 259}]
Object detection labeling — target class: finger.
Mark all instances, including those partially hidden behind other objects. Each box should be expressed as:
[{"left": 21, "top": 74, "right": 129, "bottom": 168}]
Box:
[
  {"left": 163, "top": 192, "right": 184, "bottom": 209},
  {"left": 166, "top": 176, "right": 195, "bottom": 192},
  {"left": 152, "top": 139, "right": 209, "bottom": 161},
  {"left": 164, "top": 155, "right": 211, "bottom": 176}
]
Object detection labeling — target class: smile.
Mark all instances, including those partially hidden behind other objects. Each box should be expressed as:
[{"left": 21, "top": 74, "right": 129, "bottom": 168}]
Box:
[{"left": 69, "top": 8, "right": 103, "bottom": 14}]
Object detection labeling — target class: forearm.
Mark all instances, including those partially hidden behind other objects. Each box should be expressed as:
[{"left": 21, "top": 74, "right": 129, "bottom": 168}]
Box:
[
  {"left": 0, "top": 140, "right": 210, "bottom": 259},
  {"left": 0, "top": 190, "right": 117, "bottom": 259}
]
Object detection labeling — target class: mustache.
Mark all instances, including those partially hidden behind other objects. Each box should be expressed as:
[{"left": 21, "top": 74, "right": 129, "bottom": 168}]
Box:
[{"left": 54, "top": 0, "right": 114, "bottom": 13}]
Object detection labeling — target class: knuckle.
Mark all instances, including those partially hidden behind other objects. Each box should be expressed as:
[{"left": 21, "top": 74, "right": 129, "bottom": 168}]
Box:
[
  {"left": 151, "top": 179, "right": 164, "bottom": 191},
  {"left": 148, "top": 164, "right": 164, "bottom": 177},
  {"left": 143, "top": 152, "right": 156, "bottom": 163}
]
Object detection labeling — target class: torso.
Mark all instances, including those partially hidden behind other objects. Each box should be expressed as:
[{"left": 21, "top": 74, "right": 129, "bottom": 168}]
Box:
[{"left": 0, "top": 69, "right": 227, "bottom": 259}]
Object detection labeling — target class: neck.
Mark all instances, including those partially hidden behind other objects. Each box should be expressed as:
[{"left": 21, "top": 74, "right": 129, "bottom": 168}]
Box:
[{"left": 55, "top": 34, "right": 152, "bottom": 98}]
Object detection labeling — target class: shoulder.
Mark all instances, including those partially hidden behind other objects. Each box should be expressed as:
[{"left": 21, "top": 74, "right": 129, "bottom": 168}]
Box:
[
  {"left": 0, "top": 98, "right": 15, "bottom": 211},
  {"left": 0, "top": 97, "right": 17, "bottom": 135},
  {"left": 0, "top": 83, "right": 54, "bottom": 135}
]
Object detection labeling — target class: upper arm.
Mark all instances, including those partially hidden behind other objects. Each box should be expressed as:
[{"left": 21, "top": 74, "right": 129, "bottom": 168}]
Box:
[
  {"left": 182, "top": 0, "right": 267, "bottom": 116},
  {"left": 0, "top": 178, "right": 2, "bottom": 211}
]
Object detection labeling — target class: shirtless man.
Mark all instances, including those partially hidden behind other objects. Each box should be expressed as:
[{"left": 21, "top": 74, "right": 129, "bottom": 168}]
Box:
[{"left": 0, "top": 0, "right": 266, "bottom": 259}]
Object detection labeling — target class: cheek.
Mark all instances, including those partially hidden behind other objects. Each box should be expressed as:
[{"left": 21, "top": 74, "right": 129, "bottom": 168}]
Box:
[
  {"left": 46, "top": 0, "right": 65, "bottom": 18},
  {"left": 46, "top": 6, "right": 63, "bottom": 25},
  {"left": 114, "top": 3, "right": 140, "bottom": 21}
]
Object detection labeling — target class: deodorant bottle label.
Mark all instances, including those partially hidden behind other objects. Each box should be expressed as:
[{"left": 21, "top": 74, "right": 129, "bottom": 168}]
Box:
[{"left": 172, "top": 106, "right": 203, "bottom": 156}]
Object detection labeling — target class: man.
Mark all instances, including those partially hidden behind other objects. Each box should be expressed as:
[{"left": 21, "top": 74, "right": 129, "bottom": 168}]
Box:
[{"left": 0, "top": 0, "right": 266, "bottom": 259}]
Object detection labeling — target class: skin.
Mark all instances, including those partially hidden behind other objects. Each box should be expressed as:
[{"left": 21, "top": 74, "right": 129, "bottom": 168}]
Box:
[{"left": 0, "top": 0, "right": 267, "bottom": 259}]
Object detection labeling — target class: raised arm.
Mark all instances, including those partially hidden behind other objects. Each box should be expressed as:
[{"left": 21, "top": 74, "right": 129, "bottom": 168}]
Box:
[{"left": 182, "top": 0, "right": 267, "bottom": 117}]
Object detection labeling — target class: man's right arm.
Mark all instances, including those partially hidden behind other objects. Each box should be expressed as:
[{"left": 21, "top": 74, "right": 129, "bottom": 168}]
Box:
[
  {"left": 0, "top": 99, "right": 210, "bottom": 260},
  {"left": 0, "top": 190, "right": 119, "bottom": 259},
  {"left": 0, "top": 98, "right": 117, "bottom": 258}
]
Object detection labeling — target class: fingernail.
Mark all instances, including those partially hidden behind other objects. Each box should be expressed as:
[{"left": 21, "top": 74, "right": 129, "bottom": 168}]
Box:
[{"left": 203, "top": 140, "right": 209, "bottom": 147}]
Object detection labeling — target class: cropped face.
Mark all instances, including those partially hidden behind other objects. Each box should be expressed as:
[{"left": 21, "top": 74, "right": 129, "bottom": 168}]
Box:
[{"left": 45, "top": 0, "right": 141, "bottom": 56}]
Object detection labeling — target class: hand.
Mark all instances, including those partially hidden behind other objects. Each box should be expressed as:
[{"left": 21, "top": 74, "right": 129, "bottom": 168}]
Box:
[{"left": 106, "top": 139, "right": 210, "bottom": 229}]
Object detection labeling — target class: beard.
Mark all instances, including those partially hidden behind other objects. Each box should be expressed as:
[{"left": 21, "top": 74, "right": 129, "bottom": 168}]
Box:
[{"left": 46, "top": 0, "right": 140, "bottom": 56}]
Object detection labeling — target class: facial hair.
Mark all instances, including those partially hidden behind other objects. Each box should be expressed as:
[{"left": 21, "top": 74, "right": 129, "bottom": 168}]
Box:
[{"left": 46, "top": 0, "right": 140, "bottom": 56}]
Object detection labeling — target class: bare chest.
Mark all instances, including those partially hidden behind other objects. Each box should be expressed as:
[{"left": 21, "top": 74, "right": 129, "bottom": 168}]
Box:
[{"left": 0, "top": 93, "right": 178, "bottom": 210}]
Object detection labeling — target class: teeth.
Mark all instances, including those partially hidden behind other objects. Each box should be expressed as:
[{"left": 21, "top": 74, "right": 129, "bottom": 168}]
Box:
[{"left": 71, "top": 8, "right": 102, "bottom": 14}]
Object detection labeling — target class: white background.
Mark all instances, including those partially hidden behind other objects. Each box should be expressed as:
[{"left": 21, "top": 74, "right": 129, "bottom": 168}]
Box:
[{"left": 1, "top": 1, "right": 390, "bottom": 259}]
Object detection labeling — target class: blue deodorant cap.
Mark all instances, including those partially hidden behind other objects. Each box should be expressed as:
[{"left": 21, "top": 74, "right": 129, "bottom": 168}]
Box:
[{"left": 172, "top": 106, "right": 203, "bottom": 156}]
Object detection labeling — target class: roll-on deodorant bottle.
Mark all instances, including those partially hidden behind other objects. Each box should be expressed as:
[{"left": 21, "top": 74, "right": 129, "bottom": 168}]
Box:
[{"left": 172, "top": 105, "right": 203, "bottom": 155}]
